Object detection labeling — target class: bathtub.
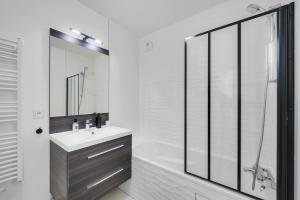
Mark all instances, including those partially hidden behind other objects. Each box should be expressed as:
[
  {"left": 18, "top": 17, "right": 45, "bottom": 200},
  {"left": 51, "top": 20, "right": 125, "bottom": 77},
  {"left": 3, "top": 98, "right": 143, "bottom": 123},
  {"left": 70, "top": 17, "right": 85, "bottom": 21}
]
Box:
[{"left": 119, "top": 141, "right": 256, "bottom": 200}]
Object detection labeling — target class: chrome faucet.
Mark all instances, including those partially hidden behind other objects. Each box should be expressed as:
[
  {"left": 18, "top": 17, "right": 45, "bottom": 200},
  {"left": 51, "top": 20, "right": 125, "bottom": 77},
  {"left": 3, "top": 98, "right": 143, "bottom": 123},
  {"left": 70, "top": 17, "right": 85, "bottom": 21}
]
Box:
[
  {"left": 244, "top": 165, "right": 276, "bottom": 191},
  {"left": 85, "top": 119, "right": 93, "bottom": 130}
]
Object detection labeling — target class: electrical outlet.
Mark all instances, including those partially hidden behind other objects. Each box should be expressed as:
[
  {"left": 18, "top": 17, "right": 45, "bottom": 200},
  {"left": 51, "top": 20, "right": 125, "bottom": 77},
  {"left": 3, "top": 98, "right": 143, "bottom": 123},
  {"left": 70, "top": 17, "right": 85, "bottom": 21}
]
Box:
[
  {"left": 32, "top": 110, "right": 44, "bottom": 119},
  {"left": 145, "top": 41, "right": 153, "bottom": 51}
]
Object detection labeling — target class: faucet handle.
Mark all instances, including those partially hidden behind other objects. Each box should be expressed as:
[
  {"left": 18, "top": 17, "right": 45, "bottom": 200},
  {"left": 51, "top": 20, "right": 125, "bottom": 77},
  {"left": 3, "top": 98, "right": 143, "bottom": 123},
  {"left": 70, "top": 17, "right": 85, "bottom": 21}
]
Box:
[{"left": 244, "top": 167, "right": 255, "bottom": 174}]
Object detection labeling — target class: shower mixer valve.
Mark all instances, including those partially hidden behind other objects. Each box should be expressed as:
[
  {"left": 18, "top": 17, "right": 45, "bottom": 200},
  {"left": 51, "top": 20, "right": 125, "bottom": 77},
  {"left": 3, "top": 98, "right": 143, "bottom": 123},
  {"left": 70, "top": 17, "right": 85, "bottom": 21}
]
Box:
[{"left": 244, "top": 165, "right": 276, "bottom": 191}]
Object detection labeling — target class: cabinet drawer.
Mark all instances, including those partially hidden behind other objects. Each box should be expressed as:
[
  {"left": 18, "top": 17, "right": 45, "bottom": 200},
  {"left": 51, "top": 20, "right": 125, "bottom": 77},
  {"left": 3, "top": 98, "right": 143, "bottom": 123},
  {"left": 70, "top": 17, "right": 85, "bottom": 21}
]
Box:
[
  {"left": 69, "top": 161, "right": 131, "bottom": 200},
  {"left": 69, "top": 147, "right": 131, "bottom": 189},
  {"left": 69, "top": 135, "right": 132, "bottom": 173}
]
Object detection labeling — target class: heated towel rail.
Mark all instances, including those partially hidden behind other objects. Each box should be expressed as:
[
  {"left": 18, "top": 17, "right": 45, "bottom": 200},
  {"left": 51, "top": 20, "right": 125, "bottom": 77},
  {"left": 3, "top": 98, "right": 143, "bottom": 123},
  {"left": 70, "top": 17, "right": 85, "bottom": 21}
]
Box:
[{"left": 0, "top": 37, "right": 23, "bottom": 185}]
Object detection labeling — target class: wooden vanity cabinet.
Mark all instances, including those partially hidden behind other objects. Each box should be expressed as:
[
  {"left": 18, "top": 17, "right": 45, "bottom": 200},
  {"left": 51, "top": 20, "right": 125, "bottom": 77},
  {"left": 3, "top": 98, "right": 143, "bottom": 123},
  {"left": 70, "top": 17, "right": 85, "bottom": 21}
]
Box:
[{"left": 50, "top": 135, "right": 132, "bottom": 200}]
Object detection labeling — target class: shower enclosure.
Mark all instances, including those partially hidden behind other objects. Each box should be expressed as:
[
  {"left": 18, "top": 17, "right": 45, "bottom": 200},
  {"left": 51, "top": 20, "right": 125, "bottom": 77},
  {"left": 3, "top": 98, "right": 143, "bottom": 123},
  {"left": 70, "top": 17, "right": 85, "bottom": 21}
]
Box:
[
  {"left": 184, "top": 3, "right": 294, "bottom": 200},
  {"left": 66, "top": 67, "right": 89, "bottom": 116},
  {"left": 66, "top": 74, "right": 79, "bottom": 116}
]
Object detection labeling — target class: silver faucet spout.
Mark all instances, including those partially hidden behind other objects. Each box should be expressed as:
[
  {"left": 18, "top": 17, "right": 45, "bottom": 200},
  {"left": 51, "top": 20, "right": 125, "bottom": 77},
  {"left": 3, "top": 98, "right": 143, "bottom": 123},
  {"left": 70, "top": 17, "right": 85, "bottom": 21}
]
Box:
[{"left": 85, "top": 119, "right": 93, "bottom": 130}]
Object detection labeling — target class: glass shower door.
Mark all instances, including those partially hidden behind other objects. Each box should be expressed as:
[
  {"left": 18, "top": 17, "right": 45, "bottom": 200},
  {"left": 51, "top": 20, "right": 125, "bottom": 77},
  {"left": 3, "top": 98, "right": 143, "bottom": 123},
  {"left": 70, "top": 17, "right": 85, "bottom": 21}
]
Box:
[
  {"left": 185, "top": 4, "right": 294, "bottom": 200},
  {"left": 241, "top": 13, "right": 277, "bottom": 199},
  {"left": 185, "top": 34, "right": 208, "bottom": 179},
  {"left": 210, "top": 25, "right": 238, "bottom": 189}
]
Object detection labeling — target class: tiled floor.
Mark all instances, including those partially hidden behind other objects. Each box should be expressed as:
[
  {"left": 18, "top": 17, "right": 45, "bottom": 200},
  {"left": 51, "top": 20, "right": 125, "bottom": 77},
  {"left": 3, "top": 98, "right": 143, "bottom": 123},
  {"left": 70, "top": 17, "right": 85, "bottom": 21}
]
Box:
[{"left": 99, "top": 188, "right": 135, "bottom": 200}]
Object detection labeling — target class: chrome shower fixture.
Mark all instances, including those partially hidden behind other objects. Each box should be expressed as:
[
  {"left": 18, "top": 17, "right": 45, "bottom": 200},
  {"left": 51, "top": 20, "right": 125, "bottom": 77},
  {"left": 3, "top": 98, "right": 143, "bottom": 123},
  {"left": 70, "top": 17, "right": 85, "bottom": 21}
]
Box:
[
  {"left": 79, "top": 66, "right": 88, "bottom": 112},
  {"left": 246, "top": 4, "right": 266, "bottom": 14},
  {"left": 80, "top": 66, "right": 88, "bottom": 76},
  {"left": 244, "top": 165, "right": 276, "bottom": 191}
]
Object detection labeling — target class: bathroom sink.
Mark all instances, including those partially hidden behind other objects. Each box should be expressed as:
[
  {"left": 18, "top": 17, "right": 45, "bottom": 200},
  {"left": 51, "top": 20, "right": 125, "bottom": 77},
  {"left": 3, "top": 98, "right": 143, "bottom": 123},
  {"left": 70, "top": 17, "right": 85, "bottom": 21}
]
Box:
[{"left": 49, "top": 126, "right": 132, "bottom": 152}]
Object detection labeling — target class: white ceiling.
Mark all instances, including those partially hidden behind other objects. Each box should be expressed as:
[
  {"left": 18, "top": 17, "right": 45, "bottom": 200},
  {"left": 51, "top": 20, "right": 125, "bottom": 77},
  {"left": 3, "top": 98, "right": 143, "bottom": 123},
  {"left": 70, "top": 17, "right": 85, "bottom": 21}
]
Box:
[{"left": 78, "top": 0, "right": 227, "bottom": 37}]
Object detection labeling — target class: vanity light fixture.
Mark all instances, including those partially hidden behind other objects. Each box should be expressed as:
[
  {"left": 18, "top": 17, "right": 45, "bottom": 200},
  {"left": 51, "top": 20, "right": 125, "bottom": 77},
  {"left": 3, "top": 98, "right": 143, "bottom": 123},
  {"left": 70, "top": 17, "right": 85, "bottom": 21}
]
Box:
[
  {"left": 70, "top": 28, "right": 81, "bottom": 35},
  {"left": 95, "top": 40, "right": 104, "bottom": 46},
  {"left": 185, "top": 36, "right": 193, "bottom": 41},
  {"left": 70, "top": 27, "right": 104, "bottom": 47}
]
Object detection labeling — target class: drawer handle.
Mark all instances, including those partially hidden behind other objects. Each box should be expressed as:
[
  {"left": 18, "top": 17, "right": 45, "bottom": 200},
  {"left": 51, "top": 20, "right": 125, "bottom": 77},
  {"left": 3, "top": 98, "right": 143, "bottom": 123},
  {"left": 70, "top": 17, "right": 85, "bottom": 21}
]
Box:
[
  {"left": 87, "top": 144, "right": 125, "bottom": 159},
  {"left": 86, "top": 168, "right": 124, "bottom": 190}
]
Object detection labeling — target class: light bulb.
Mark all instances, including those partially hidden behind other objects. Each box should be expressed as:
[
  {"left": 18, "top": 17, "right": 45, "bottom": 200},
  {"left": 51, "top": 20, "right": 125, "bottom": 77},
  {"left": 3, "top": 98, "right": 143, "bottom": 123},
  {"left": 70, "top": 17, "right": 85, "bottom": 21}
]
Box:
[
  {"left": 95, "top": 39, "right": 103, "bottom": 46},
  {"left": 70, "top": 28, "right": 81, "bottom": 35}
]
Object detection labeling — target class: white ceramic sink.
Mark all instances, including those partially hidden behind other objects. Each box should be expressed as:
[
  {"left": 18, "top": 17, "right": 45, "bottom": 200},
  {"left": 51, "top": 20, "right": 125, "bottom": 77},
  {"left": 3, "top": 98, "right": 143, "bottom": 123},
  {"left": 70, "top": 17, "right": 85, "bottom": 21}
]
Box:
[{"left": 49, "top": 126, "right": 132, "bottom": 152}]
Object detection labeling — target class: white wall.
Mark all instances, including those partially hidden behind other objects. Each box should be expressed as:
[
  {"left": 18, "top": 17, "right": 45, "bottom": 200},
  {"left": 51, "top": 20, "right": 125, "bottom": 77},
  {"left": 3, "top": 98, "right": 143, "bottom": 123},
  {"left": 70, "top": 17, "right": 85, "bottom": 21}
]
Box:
[
  {"left": 138, "top": 0, "right": 296, "bottom": 199},
  {"left": 0, "top": 0, "right": 139, "bottom": 199},
  {"left": 109, "top": 20, "right": 139, "bottom": 135},
  {"left": 95, "top": 55, "right": 110, "bottom": 114},
  {"left": 50, "top": 47, "right": 67, "bottom": 117}
]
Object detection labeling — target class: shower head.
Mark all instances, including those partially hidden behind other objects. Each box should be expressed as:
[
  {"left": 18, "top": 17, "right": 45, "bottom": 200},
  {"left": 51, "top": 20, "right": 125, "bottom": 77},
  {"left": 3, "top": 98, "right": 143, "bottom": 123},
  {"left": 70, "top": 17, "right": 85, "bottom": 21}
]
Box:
[
  {"left": 246, "top": 4, "right": 266, "bottom": 14},
  {"left": 80, "top": 67, "right": 88, "bottom": 76}
]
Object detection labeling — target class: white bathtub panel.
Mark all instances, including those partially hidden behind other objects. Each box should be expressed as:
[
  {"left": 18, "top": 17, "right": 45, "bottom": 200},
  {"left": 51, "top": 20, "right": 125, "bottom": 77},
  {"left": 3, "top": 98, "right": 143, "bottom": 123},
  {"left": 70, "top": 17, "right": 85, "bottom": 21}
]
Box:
[{"left": 120, "top": 155, "right": 253, "bottom": 200}]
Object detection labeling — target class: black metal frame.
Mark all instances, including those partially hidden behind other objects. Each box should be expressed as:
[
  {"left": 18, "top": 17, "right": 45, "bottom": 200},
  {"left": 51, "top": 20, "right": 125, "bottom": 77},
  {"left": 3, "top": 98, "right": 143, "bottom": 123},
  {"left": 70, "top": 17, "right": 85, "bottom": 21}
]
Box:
[
  {"left": 66, "top": 74, "right": 79, "bottom": 116},
  {"left": 277, "top": 3, "right": 294, "bottom": 200},
  {"left": 49, "top": 28, "right": 109, "bottom": 55},
  {"left": 184, "top": 3, "right": 294, "bottom": 200}
]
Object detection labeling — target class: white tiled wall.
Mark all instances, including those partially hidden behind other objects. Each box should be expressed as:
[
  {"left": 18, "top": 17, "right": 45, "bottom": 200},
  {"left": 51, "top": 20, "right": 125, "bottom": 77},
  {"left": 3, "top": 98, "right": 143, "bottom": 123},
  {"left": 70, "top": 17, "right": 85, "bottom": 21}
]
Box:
[
  {"left": 139, "top": 0, "right": 292, "bottom": 199},
  {"left": 139, "top": 0, "right": 292, "bottom": 144}
]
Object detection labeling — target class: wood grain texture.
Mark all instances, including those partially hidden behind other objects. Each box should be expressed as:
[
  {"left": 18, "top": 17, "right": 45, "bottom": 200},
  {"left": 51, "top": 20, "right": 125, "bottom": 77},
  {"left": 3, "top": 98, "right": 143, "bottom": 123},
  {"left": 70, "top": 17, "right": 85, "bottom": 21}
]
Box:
[
  {"left": 69, "top": 162, "right": 131, "bottom": 200},
  {"left": 50, "top": 141, "right": 69, "bottom": 200},
  {"left": 50, "top": 135, "right": 132, "bottom": 200},
  {"left": 69, "top": 135, "right": 131, "bottom": 174}
]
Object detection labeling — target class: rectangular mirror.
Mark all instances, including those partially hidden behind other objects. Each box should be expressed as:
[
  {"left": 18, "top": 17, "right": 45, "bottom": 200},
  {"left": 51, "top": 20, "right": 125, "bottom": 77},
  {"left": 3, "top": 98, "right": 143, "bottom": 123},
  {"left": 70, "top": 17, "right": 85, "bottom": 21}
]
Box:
[{"left": 49, "top": 29, "right": 109, "bottom": 117}]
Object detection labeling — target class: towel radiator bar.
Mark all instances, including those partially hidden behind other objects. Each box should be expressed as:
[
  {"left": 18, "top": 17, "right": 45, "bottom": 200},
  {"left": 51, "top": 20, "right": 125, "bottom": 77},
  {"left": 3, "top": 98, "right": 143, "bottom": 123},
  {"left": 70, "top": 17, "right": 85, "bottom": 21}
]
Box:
[{"left": 0, "top": 37, "right": 23, "bottom": 186}]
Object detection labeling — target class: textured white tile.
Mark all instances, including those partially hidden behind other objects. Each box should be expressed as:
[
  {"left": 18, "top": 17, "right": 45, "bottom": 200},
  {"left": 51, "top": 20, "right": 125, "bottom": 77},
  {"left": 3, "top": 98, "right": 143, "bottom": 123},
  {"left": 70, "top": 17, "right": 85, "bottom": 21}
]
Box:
[{"left": 120, "top": 157, "right": 252, "bottom": 200}]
